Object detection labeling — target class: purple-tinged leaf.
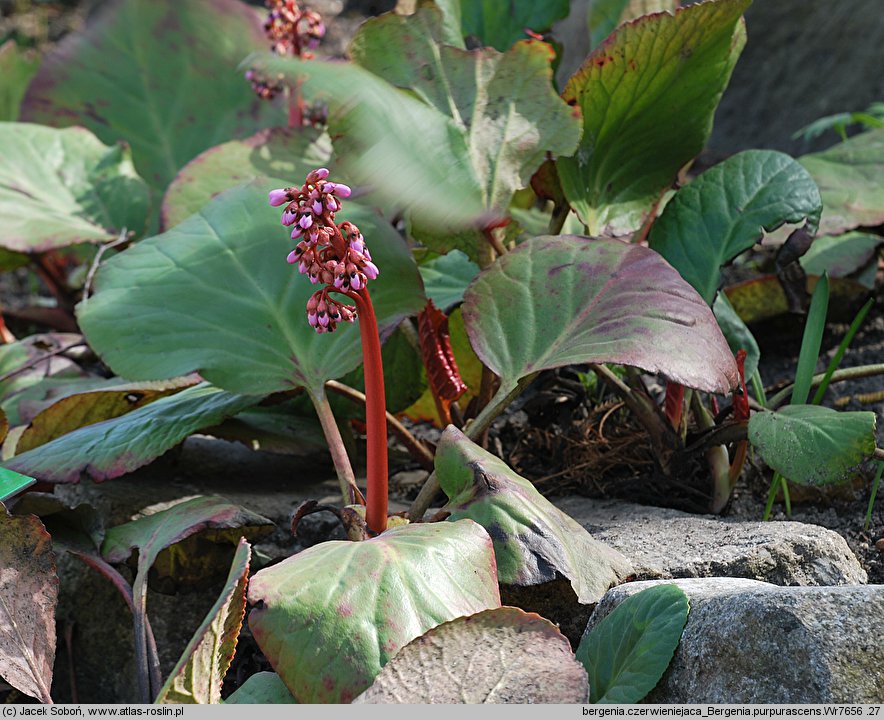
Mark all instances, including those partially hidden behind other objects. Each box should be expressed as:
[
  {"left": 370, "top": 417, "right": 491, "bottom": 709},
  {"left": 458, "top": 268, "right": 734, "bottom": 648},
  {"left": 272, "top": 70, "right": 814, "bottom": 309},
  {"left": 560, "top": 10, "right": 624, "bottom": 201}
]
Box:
[
  {"left": 463, "top": 235, "right": 738, "bottom": 395},
  {"left": 799, "top": 128, "right": 884, "bottom": 235},
  {"left": 247, "top": 519, "right": 500, "bottom": 703},
  {"left": 5, "top": 384, "right": 260, "bottom": 484},
  {"left": 436, "top": 427, "right": 633, "bottom": 603},
  {"left": 558, "top": 0, "right": 748, "bottom": 234},
  {"left": 0, "top": 507, "right": 57, "bottom": 703},
  {"left": 156, "top": 539, "right": 251, "bottom": 704},
  {"left": 161, "top": 127, "right": 332, "bottom": 230},
  {"left": 355, "top": 607, "right": 588, "bottom": 703},
  {"left": 21, "top": 0, "right": 285, "bottom": 194},
  {"left": 648, "top": 150, "right": 822, "bottom": 305}
]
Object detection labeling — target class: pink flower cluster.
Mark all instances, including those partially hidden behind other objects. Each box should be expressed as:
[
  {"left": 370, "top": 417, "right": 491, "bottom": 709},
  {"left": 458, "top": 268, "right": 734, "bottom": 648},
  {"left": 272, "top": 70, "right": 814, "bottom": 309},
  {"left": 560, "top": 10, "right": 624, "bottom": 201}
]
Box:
[
  {"left": 269, "top": 168, "right": 379, "bottom": 333},
  {"left": 264, "top": 0, "right": 326, "bottom": 59}
]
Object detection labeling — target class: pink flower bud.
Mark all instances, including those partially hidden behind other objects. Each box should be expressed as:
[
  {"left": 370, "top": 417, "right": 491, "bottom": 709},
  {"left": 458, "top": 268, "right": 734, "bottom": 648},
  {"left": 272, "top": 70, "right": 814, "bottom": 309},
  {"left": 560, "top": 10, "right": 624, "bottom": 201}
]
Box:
[
  {"left": 363, "top": 261, "right": 379, "bottom": 280},
  {"left": 350, "top": 274, "right": 362, "bottom": 291},
  {"left": 281, "top": 210, "right": 297, "bottom": 226},
  {"left": 307, "top": 167, "right": 330, "bottom": 183},
  {"left": 291, "top": 226, "right": 302, "bottom": 240},
  {"left": 286, "top": 250, "right": 299, "bottom": 264},
  {"left": 268, "top": 188, "right": 289, "bottom": 206},
  {"left": 299, "top": 214, "right": 313, "bottom": 229},
  {"left": 312, "top": 199, "right": 323, "bottom": 215},
  {"left": 328, "top": 183, "right": 351, "bottom": 198}
]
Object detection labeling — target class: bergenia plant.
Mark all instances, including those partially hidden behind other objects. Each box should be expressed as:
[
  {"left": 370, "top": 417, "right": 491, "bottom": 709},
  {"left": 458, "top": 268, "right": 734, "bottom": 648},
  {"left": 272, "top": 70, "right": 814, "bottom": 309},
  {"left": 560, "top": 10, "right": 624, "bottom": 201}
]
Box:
[{"left": 269, "top": 168, "right": 388, "bottom": 534}]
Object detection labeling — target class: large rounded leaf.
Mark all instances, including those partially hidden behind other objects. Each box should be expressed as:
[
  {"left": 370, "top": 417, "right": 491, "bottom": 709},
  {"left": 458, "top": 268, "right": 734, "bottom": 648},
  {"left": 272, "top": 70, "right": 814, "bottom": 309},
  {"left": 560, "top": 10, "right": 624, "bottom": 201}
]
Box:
[
  {"left": 21, "top": 0, "right": 285, "bottom": 193},
  {"left": 355, "top": 607, "right": 588, "bottom": 703},
  {"left": 748, "top": 405, "right": 877, "bottom": 487},
  {"left": 0, "top": 508, "right": 57, "bottom": 704},
  {"left": 247, "top": 519, "right": 500, "bottom": 703},
  {"left": 557, "top": 0, "right": 749, "bottom": 234},
  {"left": 458, "top": 0, "right": 570, "bottom": 51},
  {"left": 77, "top": 183, "right": 426, "bottom": 396},
  {"left": 161, "top": 127, "right": 332, "bottom": 230},
  {"left": 649, "top": 150, "right": 822, "bottom": 304},
  {"left": 437, "top": 426, "right": 633, "bottom": 604},
  {"left": 463, "top": 235, "right": 738, "bottom": 394},
  {"left": 800, "top": 128, "right": 884, "bottom": 235},
  {"left": 577, "top": 584, "right": 689, "bottom": 704},
  {"left": 0, "top": 123, "right": 150, "bottom": 252}
]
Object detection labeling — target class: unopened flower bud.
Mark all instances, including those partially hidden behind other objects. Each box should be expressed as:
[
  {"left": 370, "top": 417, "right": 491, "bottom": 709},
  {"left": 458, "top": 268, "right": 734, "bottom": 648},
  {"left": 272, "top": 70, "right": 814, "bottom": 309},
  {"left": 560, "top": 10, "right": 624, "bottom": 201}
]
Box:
[{"left": 268, "top": 188, "right": 289, "bottom": 206}]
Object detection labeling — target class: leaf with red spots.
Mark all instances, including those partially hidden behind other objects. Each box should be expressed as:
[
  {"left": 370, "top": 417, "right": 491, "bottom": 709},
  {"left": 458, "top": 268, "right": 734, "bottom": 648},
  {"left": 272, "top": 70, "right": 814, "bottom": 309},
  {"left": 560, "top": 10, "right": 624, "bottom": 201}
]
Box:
[
  {"left": 0, "top": 124, "right": 149, "bottom": 254},
  {"left": 355, "top": 607, "right": 588, "bottom": 703},
  {"left": 21, "top": 0, "right": 285, "bottom": 194},
  {"left": 156, "top": 539, "right": 251, "bottom": 704},
  {"left": 247, "top": 519, "right": 500, "bottom": 703},
  {"left": 558, "top": 0, "right": 749, "bottom": 234},
  {"left": 436, "top": 427, "right": 633, "bottom": 604},
  {"left": 464, "top": 235, "right": 738, "bottom": 398},
  {"left": 0, "top": 506, "right": 57, "bottom": 703}
]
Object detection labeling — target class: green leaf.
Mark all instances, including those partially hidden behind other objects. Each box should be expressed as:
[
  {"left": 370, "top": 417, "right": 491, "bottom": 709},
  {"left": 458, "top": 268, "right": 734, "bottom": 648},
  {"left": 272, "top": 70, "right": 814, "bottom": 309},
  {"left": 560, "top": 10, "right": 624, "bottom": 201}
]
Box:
[
  {"left": 0, "top": 41, "right": 39, "bottom": 122},
  {"left": 21, "top": 0, "right": 285, "bottom": 194},
  {"left": 800, "top": 232, "right": 881, "bottom": 282},
  {"left": 748, "top": 405, "right": 877, "bottom": 487},
  {"left": 0, "top": 123, "right": 150, "bottom": 253},
  {"left": 463, "top": 235, "right": 738, "bottom": 395},
  {"left": 799, "top": 128, "right": 884, "bottom": 235},
  {"left": 712, "top": 292, "right": 759, "bottom": 380},
  {"left": 77, "top": 183, "right": 425, "bottom": 396},
  {"left": 224, "top": 673, "right": 297, "bottom": 704},
  {"left": 161, "top": 127, "right": 332, "bottom": 230},
  {"left": 649, "top": 150, "right": 822, "bottom": 304},
  {"left": 558, "top": 0, "right": 748, "bottom": 234},
  {"left": 355, "top": 607, "right": 589, "bottom": 703},
  {"left": 0, "top": 507, "right": 57, "bottom": 704},
  {"left": 576, "top": 584, "right": 688, "bottom": 704},
  {"left": 0, "top": 467, "right": 35, "bottom": 504},
  {"left": 247, "top": 519, "right": 500, "bottom": 703},
  {"left": 437, "top": 427, "right": 633, "bottom": 603},
  {"left": 457, "top": 0, "right": 570, "bottom": 51},
  {"left": 4, "top": 383, "right": 260, "bottom": 483},
  {"left": 156, "top": 539, "right": 251, "bottom": 704},
  {"left": 419, "top": 250, "right": 480, "bottom": 311},
  {"left": 587, "top": 0, "right": 679, "bottom": 50}
]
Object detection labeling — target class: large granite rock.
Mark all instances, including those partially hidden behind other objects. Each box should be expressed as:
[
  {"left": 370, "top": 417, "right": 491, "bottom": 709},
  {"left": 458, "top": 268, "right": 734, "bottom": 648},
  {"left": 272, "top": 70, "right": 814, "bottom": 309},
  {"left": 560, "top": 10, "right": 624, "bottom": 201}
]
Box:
[
  {"left": 556, "top": 497, "right": 867, "bottom": 585},
  {"left": 585, "top": 578, "right": 884, "bottom": 703}
]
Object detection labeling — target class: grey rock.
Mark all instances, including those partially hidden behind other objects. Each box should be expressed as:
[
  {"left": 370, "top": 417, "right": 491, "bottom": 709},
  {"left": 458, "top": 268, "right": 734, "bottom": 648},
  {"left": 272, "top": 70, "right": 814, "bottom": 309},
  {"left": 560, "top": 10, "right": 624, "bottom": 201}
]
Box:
[
  {"left": 555, "top": 497, "right": 867, "bottom": 585},
  {"left": 584, "top": 578, "right": 884, "bottom": 703}
]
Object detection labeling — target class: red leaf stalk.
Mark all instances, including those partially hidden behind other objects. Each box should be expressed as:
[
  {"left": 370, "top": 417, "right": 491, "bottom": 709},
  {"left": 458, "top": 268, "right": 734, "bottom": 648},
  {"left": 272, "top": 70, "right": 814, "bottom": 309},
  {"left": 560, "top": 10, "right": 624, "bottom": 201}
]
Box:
[{"left": 349, "top": 288, "right": 388, "bottom": 534}]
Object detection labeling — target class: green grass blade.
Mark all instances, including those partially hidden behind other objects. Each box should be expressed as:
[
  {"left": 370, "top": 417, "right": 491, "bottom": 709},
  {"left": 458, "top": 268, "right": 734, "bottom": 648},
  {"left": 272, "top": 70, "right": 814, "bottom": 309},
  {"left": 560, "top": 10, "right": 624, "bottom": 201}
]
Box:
[
  {"left": 812, "top": 297, "right": 873, "bottom": 405},
  {"left": 751, "top": 368, "right": 767, "bottom": 408},
  {"left": 865, "top": 462, "right": 883, "bottom": 531},
  {"left": 792, "top": 274, "right": 829, "bottom": 406}
]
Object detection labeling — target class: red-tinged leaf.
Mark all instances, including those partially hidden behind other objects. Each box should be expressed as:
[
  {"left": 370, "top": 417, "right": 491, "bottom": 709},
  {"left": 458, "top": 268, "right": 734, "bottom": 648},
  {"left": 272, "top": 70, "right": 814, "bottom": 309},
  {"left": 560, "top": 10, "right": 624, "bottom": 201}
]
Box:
[
  {"left": 156, "top": 539, "right": 251, "bottom": 704},
  {"left": 247, "top": 520, "right": 501, "bottom": 703},
  {"left": 355, "top": 607, "right": 588, "bottom": 704},
  {"left": 663, "top": 383, "right": 685, "bottom": 429},
  {"left": 0, "top": 506, "right": 57, "bottom": 703},
  {"left": 418, "top": 301, "right": 468, "bottom": 426}
]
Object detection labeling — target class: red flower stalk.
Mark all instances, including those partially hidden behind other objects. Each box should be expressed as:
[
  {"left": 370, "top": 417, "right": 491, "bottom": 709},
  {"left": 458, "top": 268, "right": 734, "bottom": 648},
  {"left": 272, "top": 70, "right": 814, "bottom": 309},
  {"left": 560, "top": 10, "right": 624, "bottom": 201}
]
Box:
[{"left": 269, "top": 170, "right": 388, "bottom": 534}]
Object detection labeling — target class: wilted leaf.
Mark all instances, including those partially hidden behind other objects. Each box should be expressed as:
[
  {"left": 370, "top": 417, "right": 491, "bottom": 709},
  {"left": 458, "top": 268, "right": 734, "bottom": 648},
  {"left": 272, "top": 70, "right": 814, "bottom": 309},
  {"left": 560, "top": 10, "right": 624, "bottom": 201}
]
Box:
[
  {"left": 248, "top": 519, "right": 500, "bottom": 703},
  {"left": 22, "top": 0, "right": 285, "bottom": 194},
  {"left": 437, "top": 427, "right": 632, "bottom": 603},
  {"left": 800, "top": 232, "right": 881, "bottom": 281},
  {"left": 558, "top": 0, "right": 748, "bottom": 234},
  {"left": 5, "top": 383, "right": 260, "bottom": 483},
  {"left": 161, "top": 127, "right": 332, "bottom": 230},
  {"left": 10, "top": 493, "right": 103, "bottom": 553},
  {"left": 577, "top": 584, "right": 688, "bottom": 703},
  {"left": 419, "top": 250, "right": 480, "bottom": 311},
  {"left": 355, "top": 607, "right": 588, "bottom": 703},
  {"left": 748, "top": 405, "right": 877, "bottom": 487},
  {"left": 463, "top": 235, "right": 738, "bottom": 395},
  {"left": 0, "top": 507, "right": 57, "bottom": 703},
  {"left": 799, "top": 128, "right": 884, "bottom": 235},
  {"left": 77, "top": 184, "right": 425, "bottom": 397},
  {"left": 0, "top": 124, "right": 149, "bottom": 253},
  {"left": 0, "top": 41, "right": 39, "bottom": 121},
  {"left": 649, "top": 150, "right": 822, "bottom": 304},
  {"left": 16, "top": 379, "right": 198, "bottom": 455},
  {"left": 156, "top": 539, "right": 251, "bottom": 704},
  {"left": 224, "top": 672, "right": 297, "bottom": 704}
]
